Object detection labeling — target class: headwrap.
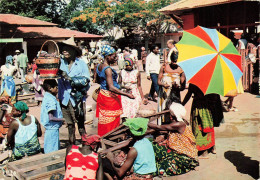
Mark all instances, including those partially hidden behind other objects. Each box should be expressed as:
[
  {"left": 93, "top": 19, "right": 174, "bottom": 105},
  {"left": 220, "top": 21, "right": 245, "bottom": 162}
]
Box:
[
  {"left": 124, "top": 57, "right": 133, "bottom": 66},
  {"left": 169, "top": 102, "right": 186, "bottom": 122},
  {"left": 14, "top": 101, "right": 29, "bottom": 121},
  {"left": 81, "top": 134, "right": 101, "bottom": 148},
  {"left": 123, "top": 118, "right": 149, "bottom": 136},
  {"left": 100, "top": 45, "right": 116, "bottom": 58},
  {"left": 5, "top": 55, "right": 13, "bottom": 68}
]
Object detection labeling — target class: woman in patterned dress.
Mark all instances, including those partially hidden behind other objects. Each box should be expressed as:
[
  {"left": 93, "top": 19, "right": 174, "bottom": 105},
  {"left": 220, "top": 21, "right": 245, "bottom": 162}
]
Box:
[
  {"left": 118, "top": 57, "right": 147, "bottom": 119},
  {"left": 157, "top": 52, "right": 186, "bottom": 125},
  {"left": 182, "top": 84, "right": 217, "bottom": 158},
  {"left": 96, "top": 45, "right": 134, "bottom": 136},
  {"left": 148, "top": 102, "right": 199, "bottom": 177},
  {"left": 64, "top": 134, "right": 103, "bottom": 180}
]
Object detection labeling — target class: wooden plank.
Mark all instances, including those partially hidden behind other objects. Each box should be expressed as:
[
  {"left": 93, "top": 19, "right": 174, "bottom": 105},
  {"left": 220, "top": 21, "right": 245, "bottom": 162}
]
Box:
[
  {"left": 102, "top": 139, "right": 118, "bottom": 147},
  {"left": 142, "top": 110, "right": 170, "bottom": 118},
  {"left": 101, "top": 124, "right": 125, "bottom": 138},
  {"left": 7, "top": 149, "right": 66, "bottom": 167},
  {"left": 84, "top": 119, "right": 93, "bottom": 125},
  {"left": 27, "top": 168, "right": 65, "bottom": 180},
  {"left": 109, "top": 127, "right": 129, "bottom": 136},
  {"left": 0, "top": 151, "right": 9, "bottom": 162},
  {"left": 18, "top": 158, "right": 64, "bottom": 174},
  {"left": 17, "top": 93, "right": 35, "bottom": 97},
  {"left": 100, "top": 138, "right": 132, "bottom": 154},
  {"left": 109, "top": 134, "right": 126, "bottom": 141}
]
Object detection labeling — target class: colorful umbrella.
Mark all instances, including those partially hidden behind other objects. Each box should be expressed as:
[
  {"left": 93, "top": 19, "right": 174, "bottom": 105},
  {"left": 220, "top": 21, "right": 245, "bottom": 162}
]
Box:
[{"left": 176, "top": 26, "right": 243, "bottom": 96}]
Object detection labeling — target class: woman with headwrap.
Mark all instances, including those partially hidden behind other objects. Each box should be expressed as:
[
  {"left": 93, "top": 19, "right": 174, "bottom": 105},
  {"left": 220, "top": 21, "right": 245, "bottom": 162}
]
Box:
[
  {"left": 0, "top": 55, "right": 17, "bottom": 104},
  {"left": 96, "top": 45, "right": 134, "bottom": 136},
  {"left": 64, "top": 134, "right": 103, "bottom": 180},
  {"left": 148, "top": 100, "right": 199, "bottom": 177},
  {"left": 7, "top": 101, "right": 42, "bottom": 161},
  {"left": 106, "top": 118, "right": 156, "bottom": 180},
  {"left": 118, "top": 57, "right": 147, "bottom": 119}
]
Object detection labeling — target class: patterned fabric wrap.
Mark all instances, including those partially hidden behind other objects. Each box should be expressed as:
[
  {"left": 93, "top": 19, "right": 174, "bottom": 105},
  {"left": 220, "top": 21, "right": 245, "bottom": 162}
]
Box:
[
  {"left": 5, "top": 55, "right": 13, "bottom": 68},
  {"left": 14, "top": 101, "right": 29, "bottom": 121},
  {"left": 191, "top": 97, "right": 215, "bottom": 151},
  {"left": 152, "top": 143, "right": 199, "bottom": 176},
  {"left": 96, "top": 89, "right": 122, "bottom": 136},
  {"left": 124, "top": 57, "right": 134, "bottom": 66},
  {"left": 1, "top": 76, "right": 16, "bottom": 97},
  {"left": 167, "top": 126, "right": 198, "bottom": 159},
  {"left": 100, "top": 45, "right": 116, "bottom": 58},
  {"left": 11, "top": 132, "right": 41, "bottom": 161},
  {"left": 123, "top": 173, "right": 153, "bottom": 180},
  {"left": 65, "top": 145, "right": 99, "bottom": 180}
]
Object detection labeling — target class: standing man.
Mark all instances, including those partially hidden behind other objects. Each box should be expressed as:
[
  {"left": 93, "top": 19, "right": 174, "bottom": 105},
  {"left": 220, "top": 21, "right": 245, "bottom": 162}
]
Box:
[
  {"left": 17, "top": 49, "right": 28, "bottom": 83},
  {"left": 141, "top": 47, "right": 147, "bottom": 71},
  {"left": 146, "top": 45, "right": 160, "bottom": 101},
  {"left": 58, "top": 37, "right": 91, "bottom": 145},
  {"left": 117, "top": 49, "right": 125, "bottom": 70},
  {"left": 13, "top": 50, "right": 21, "bottom": 78},
  {"left": 167, "top": 40, "right": 178, "bottom": 63}
]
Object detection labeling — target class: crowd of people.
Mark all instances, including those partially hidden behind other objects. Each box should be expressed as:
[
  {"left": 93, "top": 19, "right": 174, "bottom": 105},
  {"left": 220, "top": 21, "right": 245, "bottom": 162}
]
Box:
[{"left": 0, "top": 33, "right": 258, "bottom": 179}]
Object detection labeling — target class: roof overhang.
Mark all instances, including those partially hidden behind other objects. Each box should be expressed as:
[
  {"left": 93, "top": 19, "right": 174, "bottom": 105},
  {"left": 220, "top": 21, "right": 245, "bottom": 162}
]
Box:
[
  {"left": 0, "top": 38, "right": 23, "bottom": 43},
  {"left": 159, "top": 0, "right": 259, "bottom": 15}
]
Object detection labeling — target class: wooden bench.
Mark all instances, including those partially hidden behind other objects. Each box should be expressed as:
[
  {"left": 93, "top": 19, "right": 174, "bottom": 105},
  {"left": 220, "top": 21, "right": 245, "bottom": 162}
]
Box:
[
  {"left": 7, "top": 149, "right": 66, "bottom": 180},
  {"left": 15, "top": 83, "right": 38, "bottom": 107}
]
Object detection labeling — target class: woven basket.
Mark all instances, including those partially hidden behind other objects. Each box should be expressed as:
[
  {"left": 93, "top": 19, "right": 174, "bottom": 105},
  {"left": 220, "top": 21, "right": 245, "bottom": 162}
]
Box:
[
  {"left": 92, "top": 87, "right": 100, "bottom": 102},
  {"left": 36, "top": 40, "right": 60, "bottom": 79}
]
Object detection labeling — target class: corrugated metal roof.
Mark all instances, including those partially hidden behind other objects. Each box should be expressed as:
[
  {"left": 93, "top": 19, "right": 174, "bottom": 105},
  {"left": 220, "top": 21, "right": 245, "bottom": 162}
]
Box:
[
  {"left": 0, "top": 14, "right": 57, "bottom": 26},
  {"left": 16, "top": 27, "right": 103, "bottom": 39},
  {"left": 159, "top": 0, "right": 258, "bottom": 14}
]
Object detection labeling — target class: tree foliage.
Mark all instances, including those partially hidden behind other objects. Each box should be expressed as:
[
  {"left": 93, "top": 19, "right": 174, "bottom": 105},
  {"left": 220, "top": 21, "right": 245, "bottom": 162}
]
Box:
[
  {"left": 0, "top": 0, "right": 66, "bottom": 24},
  {"left": 71, "top": 0, "right": 179, "bottom": 42}
]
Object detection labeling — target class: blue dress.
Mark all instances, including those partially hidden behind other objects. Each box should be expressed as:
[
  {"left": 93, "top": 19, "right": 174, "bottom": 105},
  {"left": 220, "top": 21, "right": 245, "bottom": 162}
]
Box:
[
  {"left": 96, "top": 64, "right": 120, "bottom": 90},
  {"left": 41, "top": 92, "right": 63, "bottom": 153}
]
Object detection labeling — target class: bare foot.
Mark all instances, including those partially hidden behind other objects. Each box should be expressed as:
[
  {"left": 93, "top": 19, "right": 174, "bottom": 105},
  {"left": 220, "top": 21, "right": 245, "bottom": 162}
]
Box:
[
  {"left": 211, "top": 145, "right": 216, "bottom": 154},
  {"left": 199, "top": 150, "right": 209, "bottom": 159}
]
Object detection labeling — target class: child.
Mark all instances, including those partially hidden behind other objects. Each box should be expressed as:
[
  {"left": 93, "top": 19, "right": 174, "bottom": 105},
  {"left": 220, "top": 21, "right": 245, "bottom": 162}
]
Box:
[{"left": 41, "top": 79, "right": 63, "bottom": 153}]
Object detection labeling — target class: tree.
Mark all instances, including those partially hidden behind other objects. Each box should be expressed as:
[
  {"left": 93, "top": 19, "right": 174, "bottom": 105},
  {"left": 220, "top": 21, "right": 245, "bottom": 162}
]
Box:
[
  {"left": 0, "top": 0, "right": 66, "bottom": 24},
  {"left": 70, "top": 0, "right": 178, "bottom": 43}
]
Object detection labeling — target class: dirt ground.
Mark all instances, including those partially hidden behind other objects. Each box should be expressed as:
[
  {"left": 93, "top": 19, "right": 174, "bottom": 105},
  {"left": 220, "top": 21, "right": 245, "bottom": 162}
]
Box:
[{"left": 2, "top": 61, "right": 259, "bottom": 179}]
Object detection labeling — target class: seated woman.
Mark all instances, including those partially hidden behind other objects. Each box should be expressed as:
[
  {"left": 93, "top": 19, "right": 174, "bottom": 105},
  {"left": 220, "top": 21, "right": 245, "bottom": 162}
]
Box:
[
  {"left": 106, "top": 118, "right": 156, "bottom": 180},
  {"left": 148, "top": 100, "right": 199, "bottom": 177},
  {"left": 64, "top": 134, "right": 103, "bottom": 180},
  {"left": 7, "top": 101, "right": 42, "bottom": 161}
]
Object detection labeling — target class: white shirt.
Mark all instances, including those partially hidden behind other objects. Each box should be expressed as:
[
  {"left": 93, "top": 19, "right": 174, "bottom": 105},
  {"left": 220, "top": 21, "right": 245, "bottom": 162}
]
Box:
[
  {"left": 118, "top": 53, "right": 124, "bottom": 61},
  {"left": 146, "top": 52, "right": 160, "bottom": 76},
  {"left": 1, "top": 64, "right": 17, "bottom": 78},
  {"left": 131, "top": 49, "right": 138, "bottom": 60}
]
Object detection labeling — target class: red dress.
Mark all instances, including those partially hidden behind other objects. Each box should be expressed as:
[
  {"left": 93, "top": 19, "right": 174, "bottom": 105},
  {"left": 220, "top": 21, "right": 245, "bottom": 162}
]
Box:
[{"left": 64, "top": 145, "right": 99, "bottom": 180}]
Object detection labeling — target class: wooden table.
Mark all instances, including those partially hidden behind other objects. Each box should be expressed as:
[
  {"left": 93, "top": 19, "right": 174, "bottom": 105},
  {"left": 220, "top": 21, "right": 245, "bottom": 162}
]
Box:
[{"left": 7, "top": 149, "right": 66, "bottom": 180}]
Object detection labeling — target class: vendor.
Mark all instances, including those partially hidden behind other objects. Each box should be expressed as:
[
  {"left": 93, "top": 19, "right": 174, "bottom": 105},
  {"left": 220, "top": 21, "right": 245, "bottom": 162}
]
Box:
[
  {"left": 58, "top": 37, "right": 91, "bottom": 144},
  {"left": 106, "top": 118, "right": 156, "bottom": 179},
  {"left": 0, "top": 55, "right": 17, "bottom": 104}
]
